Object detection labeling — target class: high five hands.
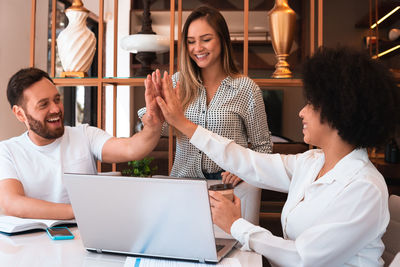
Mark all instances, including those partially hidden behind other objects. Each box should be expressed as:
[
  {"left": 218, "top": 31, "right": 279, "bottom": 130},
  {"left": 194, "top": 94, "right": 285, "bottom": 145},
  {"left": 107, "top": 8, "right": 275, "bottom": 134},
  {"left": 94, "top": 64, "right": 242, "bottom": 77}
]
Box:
[
  {"left": 145, "top": 70, "right": 242, "bottom": 233},
  {"left": 146, "top": 70, "right": 197, "bottom": 138},
  {"left": 146, "top": 70, "right": 243, "bottom": 187},
  {"left": 142, "top": 70, "right": 164, "bottom": 130}
]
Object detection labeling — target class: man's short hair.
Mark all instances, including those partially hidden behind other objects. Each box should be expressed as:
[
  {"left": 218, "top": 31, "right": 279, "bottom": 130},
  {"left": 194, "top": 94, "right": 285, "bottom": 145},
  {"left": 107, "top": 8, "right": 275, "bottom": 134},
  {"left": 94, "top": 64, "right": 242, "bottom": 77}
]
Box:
[{"left": 7, "top": 67, "right": 54, "bottom": 108}]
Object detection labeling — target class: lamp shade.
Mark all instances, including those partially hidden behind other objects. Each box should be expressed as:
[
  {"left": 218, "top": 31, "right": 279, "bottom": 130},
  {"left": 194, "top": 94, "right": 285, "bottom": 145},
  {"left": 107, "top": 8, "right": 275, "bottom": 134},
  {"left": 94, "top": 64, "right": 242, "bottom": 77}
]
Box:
[{"left": 120, "top": 34, "right": 169, "bottom": 54}]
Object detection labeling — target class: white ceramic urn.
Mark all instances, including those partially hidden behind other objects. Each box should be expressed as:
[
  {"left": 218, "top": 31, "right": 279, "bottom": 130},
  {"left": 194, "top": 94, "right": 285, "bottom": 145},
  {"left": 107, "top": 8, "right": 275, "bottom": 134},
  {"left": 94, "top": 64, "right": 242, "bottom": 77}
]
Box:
[{"left": 57, "top": 1, "right": 96, "bottom": 75}]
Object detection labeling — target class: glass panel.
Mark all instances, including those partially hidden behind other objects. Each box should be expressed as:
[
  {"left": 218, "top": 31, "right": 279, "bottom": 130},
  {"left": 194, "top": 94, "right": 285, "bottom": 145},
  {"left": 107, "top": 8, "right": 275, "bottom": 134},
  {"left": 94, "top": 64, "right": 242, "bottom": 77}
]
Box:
[
  {"left": 57, "top": 86, "right": 98, "bottom": 127},
  {"left": 132, "top": 85, "right": 146, "bottom": 135},
  {"left": 47, "top": 0, "right": 67, "bottom": 76},
  {"left": 261, "top": 86, "right": 305, "bottom": 142},
  {"left": 105, "top": 85, "right": 132, "bottom": 137},
  {"left": 262, "top": 89, "right": 283, "bottom": 137}
]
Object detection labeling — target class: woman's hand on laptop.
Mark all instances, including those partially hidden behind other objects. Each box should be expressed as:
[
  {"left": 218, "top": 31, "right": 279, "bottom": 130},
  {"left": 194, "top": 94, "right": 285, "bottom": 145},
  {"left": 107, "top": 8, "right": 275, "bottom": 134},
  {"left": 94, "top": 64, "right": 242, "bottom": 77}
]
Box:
[{"left": 209, "top": 191, "right": 241, "bottom": 234}]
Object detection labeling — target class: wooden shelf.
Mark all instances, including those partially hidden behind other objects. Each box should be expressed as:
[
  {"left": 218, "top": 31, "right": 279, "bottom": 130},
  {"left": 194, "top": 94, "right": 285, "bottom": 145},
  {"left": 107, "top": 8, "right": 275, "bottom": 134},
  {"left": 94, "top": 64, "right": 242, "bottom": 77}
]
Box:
[
  {"left": 53, "top": 78, "right": 100, "bottom": 86},
  {"left": 52, "top": 77, "right": 147, "bottom": 87},
  {"left": 52, "top": 77, "right": 302, "bottom": 88},
  {"left": 254, "top": 78, "right": 303, "bottom": 87}
]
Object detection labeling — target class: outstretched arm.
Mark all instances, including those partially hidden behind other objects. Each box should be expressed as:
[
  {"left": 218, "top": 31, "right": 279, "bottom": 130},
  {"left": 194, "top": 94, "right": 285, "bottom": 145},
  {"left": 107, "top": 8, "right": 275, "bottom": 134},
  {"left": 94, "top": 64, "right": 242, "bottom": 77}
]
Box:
[
  {"left": 101, "top": 74, "right": 163, "bottom": 163},
  {"left": 0, "top": 179, "right": 74, "bottom": 220}
]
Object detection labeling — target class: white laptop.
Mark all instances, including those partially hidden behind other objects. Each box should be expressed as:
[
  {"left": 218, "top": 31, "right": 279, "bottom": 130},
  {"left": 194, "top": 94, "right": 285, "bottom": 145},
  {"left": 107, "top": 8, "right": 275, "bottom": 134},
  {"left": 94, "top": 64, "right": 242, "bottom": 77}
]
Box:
[{"left": 63, "top": 173, "right": 237, "bottom": 263}]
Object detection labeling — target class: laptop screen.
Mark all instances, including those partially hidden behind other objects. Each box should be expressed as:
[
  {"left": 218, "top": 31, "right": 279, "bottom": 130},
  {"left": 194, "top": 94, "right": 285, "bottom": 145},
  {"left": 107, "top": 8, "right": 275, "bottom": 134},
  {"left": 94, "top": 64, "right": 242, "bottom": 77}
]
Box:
[{"left": 64, "top": 174, "right": 226, "bottom": 262}]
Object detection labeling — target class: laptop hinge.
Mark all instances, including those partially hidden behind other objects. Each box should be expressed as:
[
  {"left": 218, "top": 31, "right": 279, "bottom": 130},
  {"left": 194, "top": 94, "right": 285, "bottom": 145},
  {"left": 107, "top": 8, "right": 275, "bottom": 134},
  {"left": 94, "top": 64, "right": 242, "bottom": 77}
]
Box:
[
  {"left": 198, "top": 259, "right": 205, "bottom": 263},
  {"left": 96, "top": 248, "right": 102, "bottom": 253}
]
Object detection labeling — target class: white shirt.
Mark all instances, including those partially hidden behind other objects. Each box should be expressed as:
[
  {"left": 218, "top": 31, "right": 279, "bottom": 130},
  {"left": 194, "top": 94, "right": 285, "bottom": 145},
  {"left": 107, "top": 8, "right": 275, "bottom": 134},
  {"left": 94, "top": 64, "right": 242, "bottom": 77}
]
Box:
[
  {"left": 191, "top": 126, "right": 389, "bottom": 267},
  {"left": 0, "top": 124, "right": 112, "bottom": 203},
  {"left": 139, "top": 73, "right": 272, "bottom": 178}
]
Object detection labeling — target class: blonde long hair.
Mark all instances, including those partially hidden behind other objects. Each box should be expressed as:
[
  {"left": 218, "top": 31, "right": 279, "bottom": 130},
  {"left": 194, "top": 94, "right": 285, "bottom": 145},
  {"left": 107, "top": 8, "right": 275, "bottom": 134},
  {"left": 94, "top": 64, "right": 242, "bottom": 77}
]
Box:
[{"left": 179, "top": 6, "right": 239, "bottom": 110}]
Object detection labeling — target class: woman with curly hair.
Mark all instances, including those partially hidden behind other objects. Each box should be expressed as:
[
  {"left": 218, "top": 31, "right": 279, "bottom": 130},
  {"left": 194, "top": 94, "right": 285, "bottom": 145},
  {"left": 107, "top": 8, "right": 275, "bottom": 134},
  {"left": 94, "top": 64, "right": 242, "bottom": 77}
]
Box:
[{"left": 152, "top": 47, "right": 400, "bottom": 266}]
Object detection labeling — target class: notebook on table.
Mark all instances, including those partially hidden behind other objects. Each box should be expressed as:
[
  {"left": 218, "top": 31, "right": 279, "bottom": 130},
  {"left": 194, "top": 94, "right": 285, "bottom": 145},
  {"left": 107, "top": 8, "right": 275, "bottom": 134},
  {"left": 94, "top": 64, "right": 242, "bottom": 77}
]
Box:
[{"left": 63, "top": 173, "right": 237, "bottom": 263}]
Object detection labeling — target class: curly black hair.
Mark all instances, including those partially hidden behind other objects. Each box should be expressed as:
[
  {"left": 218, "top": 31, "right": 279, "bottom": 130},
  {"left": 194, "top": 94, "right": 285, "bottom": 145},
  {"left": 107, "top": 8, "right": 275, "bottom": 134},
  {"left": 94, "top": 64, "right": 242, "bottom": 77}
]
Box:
[
  {"left": 7, "top": 67, "right": 54, "bottom": 108},
  {"left": 302, "top": 47, "right": 400, "bottom": 148}
]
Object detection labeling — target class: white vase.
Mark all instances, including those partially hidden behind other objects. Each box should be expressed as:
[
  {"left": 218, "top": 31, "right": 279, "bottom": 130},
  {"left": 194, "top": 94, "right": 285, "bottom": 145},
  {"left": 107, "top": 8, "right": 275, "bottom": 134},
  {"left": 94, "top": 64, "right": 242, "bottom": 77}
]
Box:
[{"left": 57, "top": 9, "right": 96, "bottom": 74}]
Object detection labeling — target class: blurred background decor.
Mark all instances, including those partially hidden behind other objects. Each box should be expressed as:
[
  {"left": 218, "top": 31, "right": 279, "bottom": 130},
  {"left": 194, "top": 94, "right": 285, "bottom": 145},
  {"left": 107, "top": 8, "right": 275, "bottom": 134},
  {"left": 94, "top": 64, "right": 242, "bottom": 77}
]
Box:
[
  {"left": 57, "top": 0, "right": 96, "bottom": 77},
  {"left": 268, "top": 0, "right": 296, "bottom": 78},
  {"left": 120, "top": 0, "right": 169, "bottom": 76}
]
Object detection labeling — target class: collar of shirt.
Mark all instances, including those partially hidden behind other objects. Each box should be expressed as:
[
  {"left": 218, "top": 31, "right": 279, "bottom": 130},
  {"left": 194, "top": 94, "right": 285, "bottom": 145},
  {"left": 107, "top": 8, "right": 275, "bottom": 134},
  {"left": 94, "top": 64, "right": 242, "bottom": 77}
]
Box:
[
  {"left": 199, "top": 76, "right": 233, "bottom": 90},
  {"left": 23, "top": 129, "right": 63, "bottom": 152},
  {"left": 314, "top": 148, "right": 369, "bottom": 186}
]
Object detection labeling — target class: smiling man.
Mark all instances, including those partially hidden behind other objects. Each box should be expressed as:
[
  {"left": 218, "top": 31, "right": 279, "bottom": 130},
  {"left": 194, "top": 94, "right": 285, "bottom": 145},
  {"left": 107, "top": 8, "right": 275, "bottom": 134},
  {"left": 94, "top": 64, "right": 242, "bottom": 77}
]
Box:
[{"left": 0, "top": 68, "right": 163, "bottom": 220}]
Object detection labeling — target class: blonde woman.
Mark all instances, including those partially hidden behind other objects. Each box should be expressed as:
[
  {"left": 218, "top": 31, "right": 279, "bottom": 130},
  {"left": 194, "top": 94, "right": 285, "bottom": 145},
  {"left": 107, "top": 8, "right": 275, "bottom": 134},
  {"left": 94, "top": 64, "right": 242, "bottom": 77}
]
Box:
[{"left": 140, "top": 6, "right": 272, "bottom": 224}]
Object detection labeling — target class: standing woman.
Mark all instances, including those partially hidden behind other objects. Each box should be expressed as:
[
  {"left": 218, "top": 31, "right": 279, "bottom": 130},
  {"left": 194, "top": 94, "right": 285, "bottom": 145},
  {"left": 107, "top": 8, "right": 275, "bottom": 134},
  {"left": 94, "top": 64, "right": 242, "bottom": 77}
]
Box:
[{"left": 139, "top": 6, "right": 272, "bottom": 224}]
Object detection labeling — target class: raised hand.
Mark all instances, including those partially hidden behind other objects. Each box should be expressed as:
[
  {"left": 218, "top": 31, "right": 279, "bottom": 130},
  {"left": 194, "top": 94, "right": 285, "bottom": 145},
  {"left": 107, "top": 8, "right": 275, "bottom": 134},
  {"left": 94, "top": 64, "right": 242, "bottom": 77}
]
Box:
[
  {"left": 151, "top": 69, "right": 163, "bottom": 99},
  {"left": 142, "top": 73, "right": 163, "bottom": 130},
  {"left": 155, "top": 72, "right": 184, "bottom": 124},
  {"left": 155, "top": 71, "right": 197, "bottom": 138}
]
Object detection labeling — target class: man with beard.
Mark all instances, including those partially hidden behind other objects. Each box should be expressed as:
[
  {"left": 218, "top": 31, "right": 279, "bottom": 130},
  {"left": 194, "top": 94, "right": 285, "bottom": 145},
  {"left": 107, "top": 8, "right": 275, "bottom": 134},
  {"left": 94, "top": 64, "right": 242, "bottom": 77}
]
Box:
[{"left": 0, "top": 68, "right": 163, "bottom": 220}]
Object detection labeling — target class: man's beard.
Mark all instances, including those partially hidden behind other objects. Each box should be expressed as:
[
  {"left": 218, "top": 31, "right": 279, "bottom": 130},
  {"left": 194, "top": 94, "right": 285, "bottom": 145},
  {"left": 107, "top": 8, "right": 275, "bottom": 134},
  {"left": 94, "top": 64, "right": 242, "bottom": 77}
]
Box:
[{"left": 26, "top": 112, "right": 64, "bottom": 140}]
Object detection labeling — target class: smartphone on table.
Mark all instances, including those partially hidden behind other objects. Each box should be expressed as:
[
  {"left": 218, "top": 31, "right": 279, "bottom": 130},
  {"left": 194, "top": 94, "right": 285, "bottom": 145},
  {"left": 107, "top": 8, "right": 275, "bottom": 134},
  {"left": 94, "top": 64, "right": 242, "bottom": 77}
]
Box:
[{"left": 46, "top": 226, "right": 74, "bottom": 240}]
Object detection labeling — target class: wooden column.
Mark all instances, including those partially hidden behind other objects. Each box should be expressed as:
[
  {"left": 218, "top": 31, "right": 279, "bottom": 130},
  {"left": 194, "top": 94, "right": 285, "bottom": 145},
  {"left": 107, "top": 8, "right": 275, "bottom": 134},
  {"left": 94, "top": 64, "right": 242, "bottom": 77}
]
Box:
[
  {"left": 243, "top": 0, "right": 249, "bottom": 75},
  {"left": 111, "top": 0, "right": 119, "bottom": 172},
  {"left": 318, "top": 0, "right": 323, "bottom": 48},
  {"left": 97, "top": 0, "right": 105, "bottom": 172},
  {"left": 168, "top": 0, "right": 176, "bottom": 174},
  {"left": 310, "top": 0, "right": 315, "bottom": 55},
  {"left": 50, "top": 0, "right": 57, "bottom": 77},
  {"left": 30, "top": 0, "right": 37, "bottom": 67}
]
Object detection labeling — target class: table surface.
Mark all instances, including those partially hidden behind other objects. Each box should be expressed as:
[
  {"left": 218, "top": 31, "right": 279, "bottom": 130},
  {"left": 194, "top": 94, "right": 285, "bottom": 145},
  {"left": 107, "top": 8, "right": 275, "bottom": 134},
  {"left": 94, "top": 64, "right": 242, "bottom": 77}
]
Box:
[{"left": 0, "top": 226, "right": 262, "bottom": 267}]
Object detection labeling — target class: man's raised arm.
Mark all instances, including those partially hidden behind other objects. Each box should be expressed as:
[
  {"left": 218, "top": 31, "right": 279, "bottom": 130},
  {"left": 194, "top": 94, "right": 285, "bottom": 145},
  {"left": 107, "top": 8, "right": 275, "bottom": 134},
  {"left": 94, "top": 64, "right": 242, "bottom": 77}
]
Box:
[{"left": 101, "top": 74, "right": 164, "bottom": 163}]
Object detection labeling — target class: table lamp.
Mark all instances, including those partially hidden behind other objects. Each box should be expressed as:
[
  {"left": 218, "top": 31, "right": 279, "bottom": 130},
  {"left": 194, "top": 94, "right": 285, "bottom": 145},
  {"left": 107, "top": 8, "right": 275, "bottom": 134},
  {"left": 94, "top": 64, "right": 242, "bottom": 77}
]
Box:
[{"left": 120, "top": 0, "right": 169, "bottom": 76}]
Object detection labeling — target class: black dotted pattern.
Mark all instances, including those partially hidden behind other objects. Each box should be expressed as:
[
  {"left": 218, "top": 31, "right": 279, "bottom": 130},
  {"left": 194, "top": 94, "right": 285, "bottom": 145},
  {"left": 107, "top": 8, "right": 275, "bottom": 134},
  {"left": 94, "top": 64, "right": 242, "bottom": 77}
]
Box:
[{"left": 139, "top": 73, "right": 272, "bottom": 178}]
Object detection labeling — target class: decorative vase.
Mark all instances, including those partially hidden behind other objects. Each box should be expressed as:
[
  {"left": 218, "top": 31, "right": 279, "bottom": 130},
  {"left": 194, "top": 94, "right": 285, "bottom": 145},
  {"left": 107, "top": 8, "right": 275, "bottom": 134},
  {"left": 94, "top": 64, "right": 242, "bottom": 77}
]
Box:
[
  {"left": 268, "top": 0, "right": 296, "bottom": 78},
  {"left": 57, "top": 0, "right": 96, "bottom": 77}
]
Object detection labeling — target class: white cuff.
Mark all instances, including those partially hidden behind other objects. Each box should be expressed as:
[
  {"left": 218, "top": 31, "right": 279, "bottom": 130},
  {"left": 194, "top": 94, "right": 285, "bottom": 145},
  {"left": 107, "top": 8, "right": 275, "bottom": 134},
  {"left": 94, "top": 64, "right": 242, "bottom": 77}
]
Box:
[
  {"left": 231, "top": 218, "right": 271, "bottom": 251},
  {"left": 137, "top": 107, "right": 146, "bottom": 119},
  {"left": 190, "top": 125, "right": 207, "bottom": 147}
]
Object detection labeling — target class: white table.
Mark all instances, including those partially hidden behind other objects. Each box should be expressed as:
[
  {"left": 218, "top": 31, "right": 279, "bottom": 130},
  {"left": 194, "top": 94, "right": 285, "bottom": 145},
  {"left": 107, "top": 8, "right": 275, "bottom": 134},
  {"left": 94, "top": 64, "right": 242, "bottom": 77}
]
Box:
[{"left": 0, "top": 227, "right": 262, "bottom": 267}]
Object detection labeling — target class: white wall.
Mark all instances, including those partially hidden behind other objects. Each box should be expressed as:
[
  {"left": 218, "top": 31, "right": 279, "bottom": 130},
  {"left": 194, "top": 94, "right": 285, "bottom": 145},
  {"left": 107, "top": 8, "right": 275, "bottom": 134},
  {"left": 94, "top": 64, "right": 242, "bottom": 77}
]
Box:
[
  {"left": 0, "top": 1, "right": 48, "bottom": 141},
  {"left": 0, "top": 1, "right": 31, "bottom": 141}
]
